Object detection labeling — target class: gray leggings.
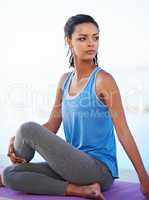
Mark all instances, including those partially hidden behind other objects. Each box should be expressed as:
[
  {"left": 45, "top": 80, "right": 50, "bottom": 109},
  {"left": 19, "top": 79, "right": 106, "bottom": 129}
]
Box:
[{"left": 2, "top": 121, "right": 114, "bottom": 195}]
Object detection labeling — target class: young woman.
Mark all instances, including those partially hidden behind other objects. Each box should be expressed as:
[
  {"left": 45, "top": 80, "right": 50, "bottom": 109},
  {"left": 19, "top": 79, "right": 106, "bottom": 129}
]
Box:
[{"left": 0, "top": 14, "right": 149, "bottom": 200}]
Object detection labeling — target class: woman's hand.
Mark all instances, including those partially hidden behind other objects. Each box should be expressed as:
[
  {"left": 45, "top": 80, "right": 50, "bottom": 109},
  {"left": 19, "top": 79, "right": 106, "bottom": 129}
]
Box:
[
  {"left": 7, "top": 136, "right": 26, "bottom": 164},
  {"left": 140, "top": 174, "right": 149, "bottom": 199}
]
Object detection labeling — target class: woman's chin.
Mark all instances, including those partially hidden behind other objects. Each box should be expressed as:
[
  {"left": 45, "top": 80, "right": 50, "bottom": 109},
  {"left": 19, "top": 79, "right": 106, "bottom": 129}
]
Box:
[{"left": 81, "top": 56, "right": 95, "bottom": 62}]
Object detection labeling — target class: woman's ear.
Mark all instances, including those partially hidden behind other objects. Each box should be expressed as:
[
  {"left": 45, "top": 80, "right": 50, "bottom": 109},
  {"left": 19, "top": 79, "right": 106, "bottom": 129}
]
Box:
[{"left": 66, "top": 37, "right": 72, "bottom": 48}]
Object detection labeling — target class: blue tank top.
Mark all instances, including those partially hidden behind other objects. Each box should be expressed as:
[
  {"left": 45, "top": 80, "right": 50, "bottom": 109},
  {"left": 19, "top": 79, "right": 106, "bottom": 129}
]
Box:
[{"left": 61, "top": 66, "right": 119, "bottom": 178}]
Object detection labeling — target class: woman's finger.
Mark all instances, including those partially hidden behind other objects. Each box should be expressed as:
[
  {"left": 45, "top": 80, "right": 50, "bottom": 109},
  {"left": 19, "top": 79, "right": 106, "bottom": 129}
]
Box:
[
  {"left": 9, "top": 143, "right": 14, "bottom": 153},
  {"left": 7, "top": 139, "right": 26, "bottom": 163},
  {"left": 11, "top": 153, "right": 26, "bottom": 162},
  {"left": 8, "top": 151, "right": 26, "bottom": 163},
  {"left": 7, "top": 143, "right": 14, "bottom": 157},
  {"left": 7, "top": 148, "right": 14, "bottom": 157},
  {"left": 9, "top": 156, "right": 26, "bottom": 164},
  {"left": 9, "top": 156, "right": 17, "bottom": 164}
]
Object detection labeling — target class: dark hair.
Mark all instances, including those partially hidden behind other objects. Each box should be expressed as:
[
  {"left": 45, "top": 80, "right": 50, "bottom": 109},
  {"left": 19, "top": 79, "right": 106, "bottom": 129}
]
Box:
[{"left": 64, "top": 14, "right": 100, "bottom": 68}]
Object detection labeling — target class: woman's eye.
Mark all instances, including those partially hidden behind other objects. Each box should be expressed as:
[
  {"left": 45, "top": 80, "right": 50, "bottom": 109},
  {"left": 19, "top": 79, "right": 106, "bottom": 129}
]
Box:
[
  {"left": 78, "top": 37, "right": 86, "bottom": 41},
  {"left": 94, "top": 36, "right": 99, "bottom": 41},
  {"left": 78, "top": 36, "right": 99, "bottom": 41}
]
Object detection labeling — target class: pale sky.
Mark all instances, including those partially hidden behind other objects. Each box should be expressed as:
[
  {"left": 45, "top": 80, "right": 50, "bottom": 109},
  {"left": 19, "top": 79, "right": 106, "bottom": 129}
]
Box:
[{"left": 0, "top": 0, "right": 149, "bottom": 83}]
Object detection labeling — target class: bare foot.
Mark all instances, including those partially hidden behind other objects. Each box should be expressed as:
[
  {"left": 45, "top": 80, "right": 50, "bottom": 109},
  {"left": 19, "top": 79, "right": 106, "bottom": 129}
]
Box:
[
  {"left": 0, "top": 175, "right": 4, "bottom": 187},
  {"left": 65, "top": 182, "right": 105, "bottom": 200}
]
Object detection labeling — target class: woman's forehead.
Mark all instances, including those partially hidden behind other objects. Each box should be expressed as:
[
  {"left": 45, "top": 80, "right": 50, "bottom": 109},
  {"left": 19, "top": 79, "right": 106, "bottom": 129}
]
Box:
[{"left": 73, "top": 23, "right": 99, "bottom": 35}]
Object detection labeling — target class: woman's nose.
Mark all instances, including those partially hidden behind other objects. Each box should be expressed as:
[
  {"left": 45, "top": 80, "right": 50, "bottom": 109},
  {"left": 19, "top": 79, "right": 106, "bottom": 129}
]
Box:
[{"left": 87, "top": 39, "right": 94, "bottom": 47}]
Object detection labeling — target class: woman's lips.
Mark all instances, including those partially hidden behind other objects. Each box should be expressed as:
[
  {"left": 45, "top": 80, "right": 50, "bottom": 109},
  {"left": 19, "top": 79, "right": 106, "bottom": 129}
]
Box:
[{"left": 86, "top": 50, "right": 96, "bottom": 54}]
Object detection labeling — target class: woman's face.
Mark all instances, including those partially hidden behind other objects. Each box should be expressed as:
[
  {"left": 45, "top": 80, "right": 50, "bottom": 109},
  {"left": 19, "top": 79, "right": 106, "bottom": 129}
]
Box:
[{"left": 67, "top": 22, "right": 99, "bottom": 62}]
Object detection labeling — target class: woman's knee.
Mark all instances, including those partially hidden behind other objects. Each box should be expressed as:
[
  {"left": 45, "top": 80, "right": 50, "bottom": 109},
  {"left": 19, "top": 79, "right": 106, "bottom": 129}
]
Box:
[
  {"left": 16, "top": 121, "right": 39, "bottom": 139},
  {"left": 2, "top": 165, "right": 17, "bottom": 187},
  {"left": 100, "top": 173, "right": 114, "bottom": 192}
]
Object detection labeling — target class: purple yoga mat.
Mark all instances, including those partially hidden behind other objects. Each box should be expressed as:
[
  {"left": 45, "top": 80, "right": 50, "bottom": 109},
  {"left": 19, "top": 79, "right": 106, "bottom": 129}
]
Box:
[{"left": 0, "top": 167, "right": 146, "bottom": 200}]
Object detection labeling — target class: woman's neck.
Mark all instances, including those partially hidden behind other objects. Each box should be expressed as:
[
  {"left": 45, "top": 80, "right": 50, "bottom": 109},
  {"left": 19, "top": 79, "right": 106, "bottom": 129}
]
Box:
[{"left": 73, "top": 60, "right": 97, "bottom": 81}]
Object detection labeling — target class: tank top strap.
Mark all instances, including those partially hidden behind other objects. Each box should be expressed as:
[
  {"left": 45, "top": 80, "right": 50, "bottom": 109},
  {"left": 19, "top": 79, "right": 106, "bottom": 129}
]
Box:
[
  {"left": 84, "top": 66, "right": 102, "bottom": 92},
  {"left": 61, "top": 71, "right": 73, "bottom": 97}
]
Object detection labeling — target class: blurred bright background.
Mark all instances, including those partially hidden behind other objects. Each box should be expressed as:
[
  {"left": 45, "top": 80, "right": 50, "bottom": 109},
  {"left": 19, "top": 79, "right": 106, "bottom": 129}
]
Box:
[{"left": 0, "top": 0, "right": 149, "bottom": 181}]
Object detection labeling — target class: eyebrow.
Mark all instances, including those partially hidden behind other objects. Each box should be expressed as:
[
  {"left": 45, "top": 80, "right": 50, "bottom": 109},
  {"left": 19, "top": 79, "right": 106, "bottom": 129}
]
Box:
[{"left": 78, "top": 33, "right": 99, "bottom": 36}]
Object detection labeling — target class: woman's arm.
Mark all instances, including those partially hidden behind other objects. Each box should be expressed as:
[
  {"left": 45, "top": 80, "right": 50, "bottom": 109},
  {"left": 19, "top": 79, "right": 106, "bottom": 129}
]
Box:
[
  {"left": 42, "top": 72, "right": 69, "bottom": 134},
  {"left": 96, "top": 71, "right": 149, "bottom": 198}
]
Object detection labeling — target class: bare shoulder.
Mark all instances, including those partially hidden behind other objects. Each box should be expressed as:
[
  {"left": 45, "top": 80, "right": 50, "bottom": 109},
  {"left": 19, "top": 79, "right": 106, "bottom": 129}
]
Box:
[
  {"left": 52, "top": 72, "right": 71, "bottom": 106},
  {"left": 96, "top": 69, "right": 118, "bottom": 91},
  {"left": 58, "top": 72, "right": 71, "bottom": 90},
  {"left": 96, "top": 69, "right": 115, "bottom": 84}
]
